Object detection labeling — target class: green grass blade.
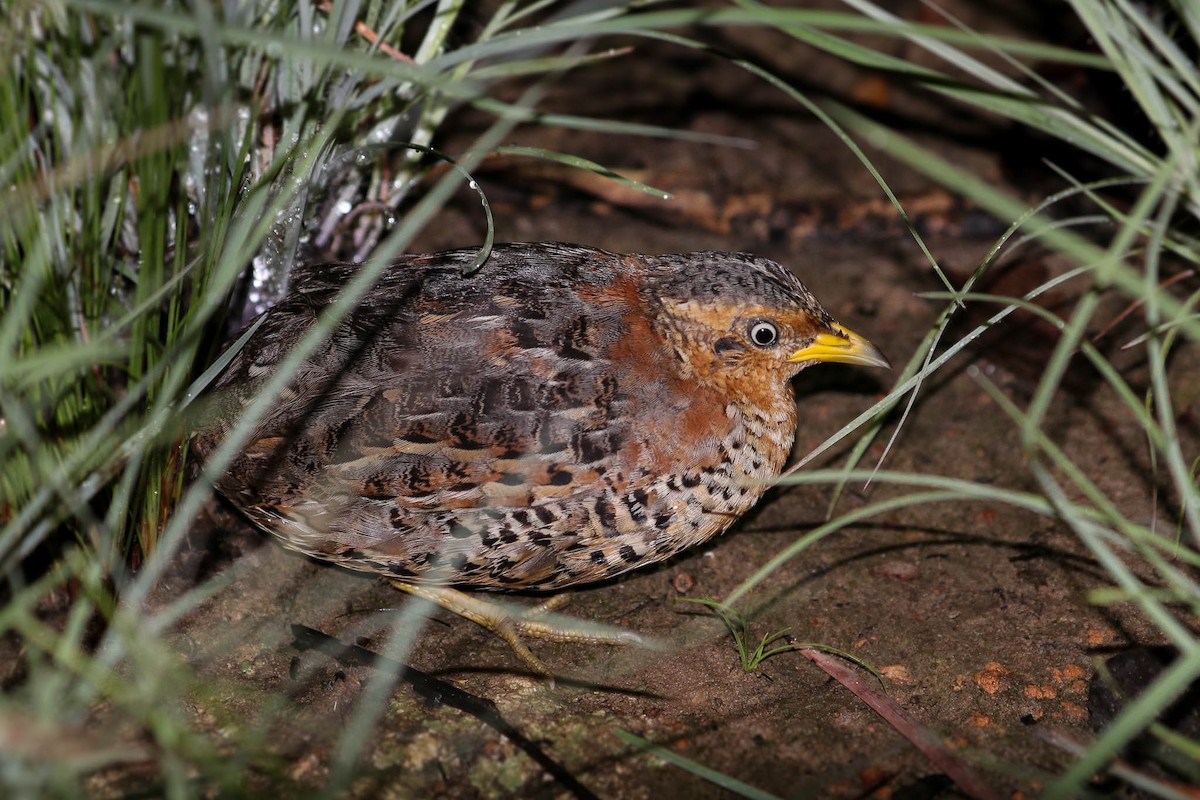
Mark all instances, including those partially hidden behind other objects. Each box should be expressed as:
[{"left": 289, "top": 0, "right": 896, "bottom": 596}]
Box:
[{"left": 613, "top": 729, "right": 783, "bottom": 800}]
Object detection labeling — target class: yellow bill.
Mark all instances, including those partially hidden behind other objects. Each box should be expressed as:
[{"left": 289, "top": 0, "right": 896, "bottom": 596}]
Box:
[{"left": 788, "top": 323, "right": 890, "bottom": 369}]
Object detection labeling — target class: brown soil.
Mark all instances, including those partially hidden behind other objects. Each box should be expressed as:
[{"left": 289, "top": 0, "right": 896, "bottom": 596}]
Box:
[{"left": 121, "top": 4, "right": 1199, "bottom": 799}]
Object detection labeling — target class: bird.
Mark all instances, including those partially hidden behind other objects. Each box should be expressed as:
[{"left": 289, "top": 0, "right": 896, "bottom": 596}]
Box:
[{"left": 193, "top": 242, "right": 889, "bottom": 674}]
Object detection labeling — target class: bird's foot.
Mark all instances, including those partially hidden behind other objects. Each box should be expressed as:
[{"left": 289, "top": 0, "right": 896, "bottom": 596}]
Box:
[{"left": 389, "top": 581, "right": 643, "bottom": 677}]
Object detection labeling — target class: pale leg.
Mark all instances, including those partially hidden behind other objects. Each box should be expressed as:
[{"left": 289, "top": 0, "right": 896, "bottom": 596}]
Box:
[{"left": 390, "top": 581, "right": 643, "bottom": 675}]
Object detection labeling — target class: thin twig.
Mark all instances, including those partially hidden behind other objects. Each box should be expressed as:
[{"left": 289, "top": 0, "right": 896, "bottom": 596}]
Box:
[{"left": 318, "top": 2, "right": 415, "bottom": 64}]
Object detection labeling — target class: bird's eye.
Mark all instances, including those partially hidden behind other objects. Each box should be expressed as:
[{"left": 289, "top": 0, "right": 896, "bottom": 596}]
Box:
[{"left": 749, "top": 321, "right": 779, "bottom": 347}]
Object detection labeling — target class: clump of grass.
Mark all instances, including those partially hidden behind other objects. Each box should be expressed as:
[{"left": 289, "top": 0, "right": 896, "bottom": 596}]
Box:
[
  {"left": 720, "top": 2, "right": 1200, "bottom": 798},
  {"left": 681, "top": 597, "right": 801, "bottom": 673},
  {"left": 681, "top": 597, "right": 876, "bottom": 679}
]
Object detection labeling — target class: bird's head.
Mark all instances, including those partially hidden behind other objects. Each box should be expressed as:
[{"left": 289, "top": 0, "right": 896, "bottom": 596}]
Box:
[{"left": 641, "top": 252, "right": 889, "bottom": 410}]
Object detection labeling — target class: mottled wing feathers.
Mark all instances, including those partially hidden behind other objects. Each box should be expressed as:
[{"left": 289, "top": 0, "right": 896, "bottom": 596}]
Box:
[{"left": 200, "top": 246, "right": 644, "bottom": 551}]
